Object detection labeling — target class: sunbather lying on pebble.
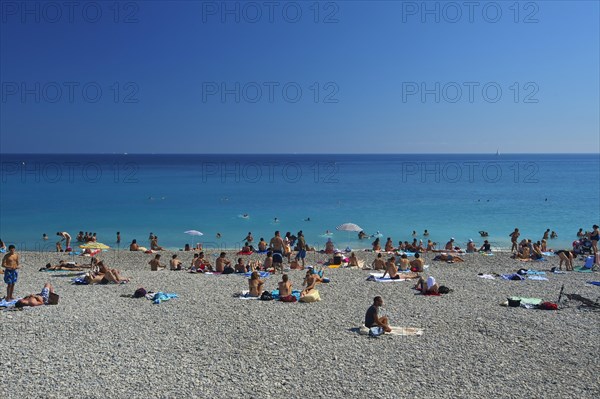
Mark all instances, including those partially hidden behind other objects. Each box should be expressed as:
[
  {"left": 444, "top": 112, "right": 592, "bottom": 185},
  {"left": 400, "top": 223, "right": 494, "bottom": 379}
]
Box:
[
  {"left": 15, "top": 283, "right": 55, "bottom": 307},
  {"left": 40, "top": 260, "right": 91, "bottom": 271},
  {"left": 432, "top": 254, "right": 464, "bottom": 263},
  {"left": 414, "top": 276, "right": 439, "bottom": 295}
]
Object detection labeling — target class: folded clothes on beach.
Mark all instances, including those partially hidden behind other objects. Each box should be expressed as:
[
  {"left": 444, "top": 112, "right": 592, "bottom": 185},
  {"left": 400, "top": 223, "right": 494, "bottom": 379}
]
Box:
[
  {"left": 478, "top": 274, "right": 497, "bottom": 279},
  {"left": 367, "top": 273, "right": 416, "bottom": 282},
  {"left": 587, "top": 281, "right": 600, "bottom": 286},
  {"left": 542, "top": 252, "right": 556, "bottom": 256},
  {"left": 524, "top": 270, "right": 546, "bottom": 275},
  {"left": 72, "top": 277, "right": 89, "bottom": 285},
  {"left": 358, "top": 325, "right": 424, "bottom": 336},
  {"left": 501, "top": 297, "right": 543, "bottom": 308},
  {"left": 502, "top": 274, "right": 525, "bottom": 281}
]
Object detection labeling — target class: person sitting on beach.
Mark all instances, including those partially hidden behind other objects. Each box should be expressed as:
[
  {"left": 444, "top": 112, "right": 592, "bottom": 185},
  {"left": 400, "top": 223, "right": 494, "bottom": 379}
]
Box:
[
  {"left": 410, "top": 253, "right": 425, "bottom": 272},
  {"left": 433, "top": 253, "right": 465, "bottom": 263},
  {"left": 248, "top": 271, "right": 265, "bottom": 297},
  {"left": 91, "top": 233, "right": 97, "bottom": 242},
  {"left": 577, "top": 228, "right": 584, "bottom": 238},
  {"left": 149, "top": 254, "right": 165, "bottom": 271},
  {"left": 215, "top": 252, "right": 231, "bottom": 273},
  {"left": 554, "top": 250, "right": 574, "bottom": 271},
  {"left": 76, "top": 232, "right": 84, "bottom": 242},
  {"left": 150, "top": 236, "right": 164, "bottom": 251},
  {"left": 384, "top": 238, "right": 394, "bottom": 252},
  {"left": 531, "top": 242, "right": 544, "bottom": 260},
  {"left": 191, "top": 252, "right": 211, "bottom": 272},
  {"left": 466, "top": 239, "right": 477, "bottom": 253},
  {"left": 416, "top": 240, "right": 426, "bottom": 252},
  {"left": 184, "top": 244, "right": 192, "bottom": 251},
  {"left": 426, "top": 240, "right": 436, "bottom": 252},
  {"left": 15, "top": 283, "right": 55, "bottom": 308},
  {"left": 301, "top": 269, "right": 322, "bottom": 298},
  {"left": 348, "top": 252, "right": 359, "bottom": 268},
  {"left": 365, "top": 296, "right": 391, "bottom": 333},
  {"left": 170, "top": 254, "right": 182, "bottom": 270},
  {"left": 445, "top": 238, "right": 455, "bottom": 251},
  {"left": 129, "top": 239, "right": 140, "bottom": 251},
  {"left": 540, "top": 239, "right": 549, "bottom": 252},
  {"left": 325, "top": 238, "right": 335, "bottom": 254},
  {"left": 398, "top": 254, "right": 411, "bottom": 271},
  {"left": 258, "top": 238, "right": 268, "bottom": 252},
  {"left": 263, "top": 251, "right": 273, "bottom": 271},
  {"left": 371, "top": 253, "right": 385, "bottom": 270},
  {"left": 358, "top": 231, "right": 368, "bottom": 240},
  {"left": 516, "top": 245, "right": 530, "bottom": 260},
  {"left": 235, "top": 258, "right": 247, "bottom": 273},
  {"left": 479, "top": 240, "right": 492, "bottom": 253},
  {"left": 381, "top": 256, "right": 403, "bottom": 279},
  {"left": 190, "top": 253, "right": 202, "bottom": 272},
  {"left": 415, "top": 276, "right": 439, "bottom": 295},
  {"left": 85, "top": 261, "right": 128, "bottom": 284},
  {"left": 278, "top": 274, "right": 296, "bottom": 302},
  {"left": 372, "top": 237, "right": 381, "bottom": 252},
  {"left": 240, "top": 242, "right": 253, "bottom": 253}
]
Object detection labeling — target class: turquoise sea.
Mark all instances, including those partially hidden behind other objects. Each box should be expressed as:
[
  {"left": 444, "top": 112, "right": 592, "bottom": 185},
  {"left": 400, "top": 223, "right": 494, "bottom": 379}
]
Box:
[{"left": 0, "top": 154, "right": 598, "bottom": 252}]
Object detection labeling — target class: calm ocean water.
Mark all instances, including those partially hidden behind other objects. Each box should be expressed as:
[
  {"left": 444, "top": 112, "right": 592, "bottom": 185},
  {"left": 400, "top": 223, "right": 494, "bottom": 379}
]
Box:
[{"left": 1, "top": 153, "right": 598, "bottom": 252}]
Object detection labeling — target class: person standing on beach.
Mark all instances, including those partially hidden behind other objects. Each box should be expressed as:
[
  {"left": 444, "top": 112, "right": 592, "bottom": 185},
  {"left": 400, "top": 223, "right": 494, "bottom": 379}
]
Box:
[
  {"left": 116, "top": 232, "right": 121, "bottom": 244},
  {"left": 543, "top": 229, "right": 550, "bottom": 240},
  {"left": 365, "top": 296, "right": 391, "bottom": 333},
  {"left": 2, "top": 245, "right": 20, "bottom": 301},
  {"left": 56, "top": 231, "right": 71, "bottom": 250},
  {"left": 270, "top": 231, "right": 284, "bottom": 254},
  {"left": 509, "top": 228, "right": 520, "bottom": 252},
  {"left": 295, "top": 231, "right": 307, "bottom": 268},
  {"left": 591, "top": 225, "right": 599, "bottom": 256}
]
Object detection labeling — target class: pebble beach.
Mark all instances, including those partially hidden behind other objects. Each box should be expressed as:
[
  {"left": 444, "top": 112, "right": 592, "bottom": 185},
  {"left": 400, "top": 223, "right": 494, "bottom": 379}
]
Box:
[{"left": 1, "top": 249, "right": 598, "bottom": 399}]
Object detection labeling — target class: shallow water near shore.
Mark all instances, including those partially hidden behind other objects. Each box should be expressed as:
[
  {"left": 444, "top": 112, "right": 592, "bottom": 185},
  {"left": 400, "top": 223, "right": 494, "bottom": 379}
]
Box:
[{"left": 1, "top": 153, "right": 598, "bottom": 251}]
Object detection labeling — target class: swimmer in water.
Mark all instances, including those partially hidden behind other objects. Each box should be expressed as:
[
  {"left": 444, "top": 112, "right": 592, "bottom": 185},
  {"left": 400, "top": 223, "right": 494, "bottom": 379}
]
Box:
[
  {"left": 216, "top": 233, "right": 222, "bottom": 239},
  {"left": 305, "top": 217, "right": 311, "bottom": 222},
  {"left": 274, "top": 218, "right": 279, "bottom": 223}
]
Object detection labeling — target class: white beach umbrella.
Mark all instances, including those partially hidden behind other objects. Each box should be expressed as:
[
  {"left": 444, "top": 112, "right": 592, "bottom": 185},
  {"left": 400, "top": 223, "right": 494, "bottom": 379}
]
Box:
[
  {"left": 336, "top": 223, "right": 363, "bottom": 232},
  {"left": 184, "top": 230, "right": 204, "bottom": 236}
]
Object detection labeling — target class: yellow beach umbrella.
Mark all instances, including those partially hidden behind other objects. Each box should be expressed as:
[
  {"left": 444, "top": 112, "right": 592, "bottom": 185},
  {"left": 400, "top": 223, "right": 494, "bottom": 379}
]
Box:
[{"left": 79, "top": 242, "right": 110, "bottom": 250}]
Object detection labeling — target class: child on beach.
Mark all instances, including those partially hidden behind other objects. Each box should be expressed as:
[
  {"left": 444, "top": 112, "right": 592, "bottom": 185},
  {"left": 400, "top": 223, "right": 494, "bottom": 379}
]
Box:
[{"left": 2, "top": 245, "right": 20, "bottom": 300}]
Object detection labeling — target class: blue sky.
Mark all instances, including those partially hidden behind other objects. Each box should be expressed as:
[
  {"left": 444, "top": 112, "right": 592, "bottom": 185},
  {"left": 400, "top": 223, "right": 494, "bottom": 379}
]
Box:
[{"left": 1, "top": 0, "right": 598, "bottom": 153}]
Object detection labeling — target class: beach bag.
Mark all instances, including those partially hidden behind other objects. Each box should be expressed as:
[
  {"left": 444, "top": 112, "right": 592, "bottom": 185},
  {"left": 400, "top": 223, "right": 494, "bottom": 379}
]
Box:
[
  {"left": 260, "top": 291, "right": 273, "bottom": 301},
  {"left": 133, "top": 288, "right": 147, "bottom": 298},
  {"left": 539, "top": 302, "right": 558, "bottom": 310},
  {"left": 280, "top": 295, "right": 297, "bottom": 303},
  {"left": 299, "top": 290, "right": 321, "bottom": 303},
  {"left": 368, "top": 326, "right": 384, "bottom": 337},
  {"left": 48, "top": 292, "right": 60, "bottom": 305},
  {"left": 438, "top": 286, "right": 451, "bottom": 294}
]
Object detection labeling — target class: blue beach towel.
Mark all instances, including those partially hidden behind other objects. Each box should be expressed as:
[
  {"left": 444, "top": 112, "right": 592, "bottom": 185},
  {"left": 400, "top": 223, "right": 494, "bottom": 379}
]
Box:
[
  {"left": 526, "top": 270, "right": 546, "bottom": 275},
  {"left": 542, "top": 252, "right": 556, "bottom": 257},
  {"left": 501, "top": 274, "right": 525, "bottom": 281},
  {"left": 244, "top": 271, "right": 270, "bottom": 278},
  {"left": 151, "top": 292, "right": 178, "bottom": 304},
  {"left": 587, "top": 281, "right": 600, "bottom": 286},
  {"left": 256, "top": 250, "right": 269, "bottom": 254},
  {"left": 527, "top": 276, "right": 548, "bottom": 281},
  {"left": 271, "top": 289, "right": 301, "bottom": 301}
]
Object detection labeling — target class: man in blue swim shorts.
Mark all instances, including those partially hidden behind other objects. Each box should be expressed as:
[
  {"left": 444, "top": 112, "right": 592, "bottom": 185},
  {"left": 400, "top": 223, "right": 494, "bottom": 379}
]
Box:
[{"left": 2, "top": 245, "right": 20, "bottom": 301}]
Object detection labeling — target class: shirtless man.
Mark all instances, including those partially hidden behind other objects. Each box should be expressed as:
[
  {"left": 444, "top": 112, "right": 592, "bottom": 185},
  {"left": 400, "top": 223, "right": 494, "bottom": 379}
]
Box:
[
  {"left": 542, "top": 229, "right": 550, "bottom": 241},
  {"left": 301, "top": 269, "right": 322, "bottom": 298},
  {"left": 384, "top": 238, "right": 394, "bottom": 252},
  {"left": 2, "top": 245, "right": 20, "bottom": 300},
  {"left": 398, "top": 254, "right": 411, "bottom": 271},
  {"left": 248, "top": 271, "right": 265, "bottom": 297},
  {"left": 381, "top": 256, "right": 402, "bottom": 280},
  {"left": 466, "top": 239, "right": 477, "bottom": 253},
  {"left": 278, "top": 274, "right": 295, "bottom": 302},
  {"left": 243, "top": 232, "right": 254, "bottom": 243},
  {"left": 263, "top": 252, "right": 273, "bottom": 271},
  {"left": 40, "top": 260, "right": 90, "bottom": 271},
  {"left": 270, "top": 231, "right": 284, "bottom": 254},
  {"left": 371, "top": 253, "right": 385, "bottom": 270},
  {"left": 445, "top": 238, "right": 455, "bottom": 251},
  {"left": 347, "top": 252, "right": 359, "bottom": 267},
  {"left": 56, "top": 231, "right": 72, "bottom": 250},
  {"left": 509, "top": 228, "right": 520, "bottom": 252},
  {"left": 410, "top": 253, "right": 424, "bottom": 272},
  {"left": 15, "top": 283, "right": 55, "bottom": 308},
  {"left": 372, "top": 238, "right": 381, "bottom": 252},
  {"left": 130, "top": 239, "right": 140, "bottom": 251},
  {"left": 170, "top": 254, "right": 182, "bottom": 270},
  {"left": 235, "top": 258, "right": 247, "bottom": 273},
  {"left": 258, "top": 238, "right": 268, "bottom": 252},
  {"left": 149, "top": 254, "right": 165, "bottom": 271},
  {"left": 215, "top": 252, "right": 231, "bottom": 273}
]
